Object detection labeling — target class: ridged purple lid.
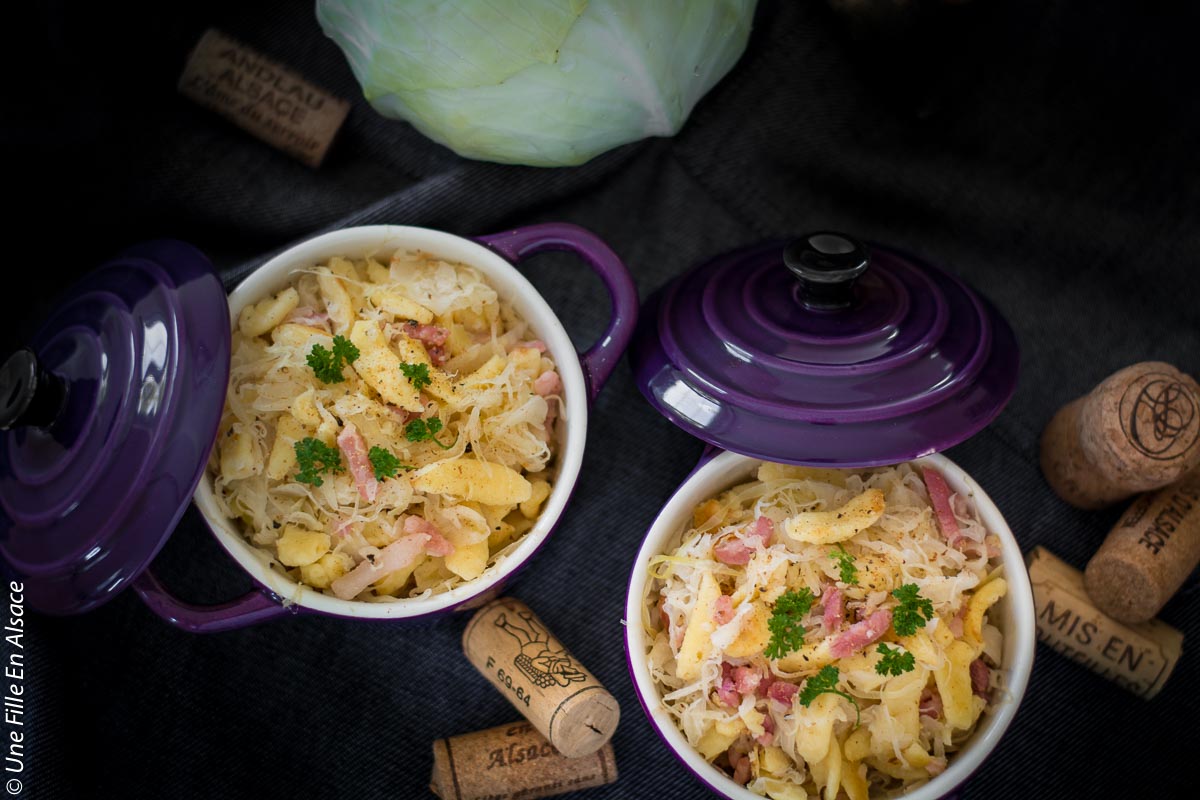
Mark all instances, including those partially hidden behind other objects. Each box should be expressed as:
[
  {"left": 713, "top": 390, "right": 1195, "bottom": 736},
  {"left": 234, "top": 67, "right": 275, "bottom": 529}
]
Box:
[
  {"left": 0, "top": 241, "right": 229, "bottom": 614},
  {"left": 631, "top": 233, "right": 1019, "bottom": 466}
]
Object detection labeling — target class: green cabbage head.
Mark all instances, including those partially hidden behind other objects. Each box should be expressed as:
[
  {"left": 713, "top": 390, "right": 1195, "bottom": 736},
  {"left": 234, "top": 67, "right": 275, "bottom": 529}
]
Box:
[{"left": 317, "top": 0, "right": 758, "bottom": 166}]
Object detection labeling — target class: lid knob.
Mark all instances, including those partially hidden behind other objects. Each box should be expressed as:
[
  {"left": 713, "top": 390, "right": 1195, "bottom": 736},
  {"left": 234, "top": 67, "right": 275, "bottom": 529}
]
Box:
[
  {"left": 0, "top": 348, "right": 66, "bottom": 431},
  {"left": 783, "top": 232, "right": 870, "bottom": 311}
]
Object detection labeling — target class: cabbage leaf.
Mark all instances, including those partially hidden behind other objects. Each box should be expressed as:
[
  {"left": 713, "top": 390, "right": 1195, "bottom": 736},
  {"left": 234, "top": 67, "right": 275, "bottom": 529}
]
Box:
[{"left": 318, "top": 0, "right": 757, "bottom": 166}]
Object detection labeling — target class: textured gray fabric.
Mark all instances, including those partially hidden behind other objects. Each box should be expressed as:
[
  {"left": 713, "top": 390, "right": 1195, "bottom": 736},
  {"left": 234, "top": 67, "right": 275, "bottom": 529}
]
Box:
[{"left": 8, "top": 0, "right": 1200, "bottom": 798}]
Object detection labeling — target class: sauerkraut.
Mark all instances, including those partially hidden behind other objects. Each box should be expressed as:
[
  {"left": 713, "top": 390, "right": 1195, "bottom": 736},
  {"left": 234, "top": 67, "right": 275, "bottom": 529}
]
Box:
[
  {"left": 643, "top": 462, "right": 1007, "bottom": 799},
  {"left": 210, "top": 249, "right": 561, "bottom": 601}
]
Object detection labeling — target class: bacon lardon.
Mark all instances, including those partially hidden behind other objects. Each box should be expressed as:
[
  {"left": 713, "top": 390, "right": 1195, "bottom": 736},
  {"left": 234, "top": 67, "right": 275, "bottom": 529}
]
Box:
[
  {"left": 829, "top": 608, "right": 893, "bottom": 658},
  {"left": 336, "top": 423, "right": 379, "bottom": 503}
]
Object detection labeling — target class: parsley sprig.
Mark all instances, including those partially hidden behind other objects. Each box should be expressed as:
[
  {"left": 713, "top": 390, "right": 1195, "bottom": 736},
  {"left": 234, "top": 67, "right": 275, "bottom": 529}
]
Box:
[
  {"left": 831, "top": 544, "right": 858, "bottom": 585},
  {"left": 798, "top": 665, "right": 860, "bottom": 726},
  {"left": 307, "top": 335, "right": 360, "bottom": 383},
  {"left": 875, "top": 644, "right": 916, "bottom": 677},
  {"left": 399, "top": 362, "right": 432, "bottom": 391},
  {"left": 367, "top": 446, "right": 411, "bottom": 480},
  {"left": 891, "top": 583, "right": 935, "bottom": 636},
  {"left": 764, "top": 588, "right": 815, "bottom": 660},
  {"left": 293, "top": 438, "right": 344, "bottom": 486},
  {"left": 404, "top": 417, "right": 456, "bottom": 450}
]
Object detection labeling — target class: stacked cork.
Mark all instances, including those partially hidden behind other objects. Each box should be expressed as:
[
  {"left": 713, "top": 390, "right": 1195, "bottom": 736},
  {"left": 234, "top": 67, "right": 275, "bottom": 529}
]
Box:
[
  {"left": 1027, "top": 547, "right": 1182, "bottom": 698},
  {"left": 430, "top": 598, "right": 621, "bottom": 800},
  {"left": 1038, "top": 362, "right": 1200, "bottom": 696},
  {"left": 430, "top": 721, "right": 617, "bottom": 800},
  {"left": 1085, "top": 469, "right": 1200, "bottom": 624},
  {"left": 1041, "top": 362, "right": 1200, "bottom": 509}
]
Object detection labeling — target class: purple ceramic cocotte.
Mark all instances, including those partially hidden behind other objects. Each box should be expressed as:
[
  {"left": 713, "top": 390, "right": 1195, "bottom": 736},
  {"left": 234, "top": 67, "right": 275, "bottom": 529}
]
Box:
[
  {"left": 623, "top": 233, "right": 1035, "bottom": 800},
  {"left": 0, "top": 224, "right": 638, "bottom": 632}
]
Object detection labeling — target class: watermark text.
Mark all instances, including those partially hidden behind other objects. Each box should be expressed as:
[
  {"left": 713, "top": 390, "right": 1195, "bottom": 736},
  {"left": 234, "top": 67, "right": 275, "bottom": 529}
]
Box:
[{"left": 3, "top": 582, "right": 25, "bottom": 795}]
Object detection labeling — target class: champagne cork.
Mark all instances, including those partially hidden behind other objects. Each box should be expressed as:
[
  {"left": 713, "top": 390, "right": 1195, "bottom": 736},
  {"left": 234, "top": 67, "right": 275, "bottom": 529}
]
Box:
[
  {"left": 1084, "top": 469, "right": 1200, "bottom": 623},
  {"left": 178, "top": 29, "right": 350, "bottom": 167},
  {"left": 429, "top": 721, "right": 617, "bottom": 800},
  {"left": 463, "top": 598, "right": 620, "bottom": 759},
  {"left": 1040, "top": 362, "right": 1200, "bottom": 508},
  {"left": 1027, "top": 547, "right": 1182, "bottom": 698}
]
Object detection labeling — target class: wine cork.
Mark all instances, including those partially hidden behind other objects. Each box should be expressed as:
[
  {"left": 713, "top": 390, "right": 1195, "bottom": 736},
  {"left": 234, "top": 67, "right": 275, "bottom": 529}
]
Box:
[
  {"left": 178, "top": 29, "right": 350, "bottom": 167},
  {"left": 1084, "top": 468, "right": 1200, "bottom": 623},
  {"left": 1040, "top": 362, "right": 1200, "bottom": 508},
  {"left": 463, "top": 598, "right": 620, "bottom": 759},
  {"left": 1027, "top": 547, "right": 1182, "bottom": 698},
  {"left": 429, "top": 721, "right": 617, "bottom": 800}
]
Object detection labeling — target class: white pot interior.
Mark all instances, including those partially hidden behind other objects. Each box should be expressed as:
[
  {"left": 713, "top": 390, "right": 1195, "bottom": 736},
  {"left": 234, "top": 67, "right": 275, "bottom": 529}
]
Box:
[
  {"left": 191, "top": 225, "right": 589, "bottom": 618},
  {"left": 623, "top": 450, "right": 1036, "bottom": 799}
]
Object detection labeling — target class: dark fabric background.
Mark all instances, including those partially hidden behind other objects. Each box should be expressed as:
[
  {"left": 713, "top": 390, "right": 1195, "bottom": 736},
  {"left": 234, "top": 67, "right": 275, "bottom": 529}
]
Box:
[{"left": 6, "top": 1, "right": 1199, "bottom": 798}]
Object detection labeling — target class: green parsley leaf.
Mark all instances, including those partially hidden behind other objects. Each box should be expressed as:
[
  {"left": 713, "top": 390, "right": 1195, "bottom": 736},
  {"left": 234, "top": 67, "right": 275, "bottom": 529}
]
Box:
[
  {"left": 367, "top": 446, "right": 410, "bottom": 481},
  {"left": 399, "top": 362, "right": 432, "bottom": 391},
  {"left": 306, "top": 343, "right": 339, "bottom": 382},
  {"left": 875, "top": 643, "right": 916, "bottom": 677},
  {"left": 306, "top": 335, "right": 360, "bottom": 383},
  {"left": 293, "top": 437, "right": 344, "bottom": 486},
  {"left": 798, "top": 665, "right": 860, "bottom": 726},
  {"left": 404, "top": 417, "right": 456, "bottom": 450},
  {"left": 764, "top": 588, "right": 815, "bottom": 660},
  {"left": 333, "top": 334, "right": 360, "bottom": 364},
  {"left": 831, "top": 544, "right": 858, "bottom": 585},
  {"left": 891, "top": 583, "right": 935, "bottom": 636}
]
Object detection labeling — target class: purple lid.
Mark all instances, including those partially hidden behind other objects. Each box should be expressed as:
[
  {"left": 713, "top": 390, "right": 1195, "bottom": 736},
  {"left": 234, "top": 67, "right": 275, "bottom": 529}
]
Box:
[
  {"left": 0, "top": 241, "right": 229, "bottom": 614},
  {"left": 630, "top": 233, "right": 1019, "bottom": 466}
]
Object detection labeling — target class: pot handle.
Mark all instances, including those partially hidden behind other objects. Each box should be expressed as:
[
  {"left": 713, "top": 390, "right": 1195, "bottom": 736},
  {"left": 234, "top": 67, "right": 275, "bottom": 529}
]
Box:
[
  {"left": 478, "top": 223, "right": 638, "bottom": 401},
  {"left": 132, "top": 569, "right": 293, "bottom": 633}
]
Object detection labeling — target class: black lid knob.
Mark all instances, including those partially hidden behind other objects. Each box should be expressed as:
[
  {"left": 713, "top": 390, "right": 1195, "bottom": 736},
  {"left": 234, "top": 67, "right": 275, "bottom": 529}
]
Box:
[
  {"left": 784, "top": 232, "right": 870, "bottom": 311},
  {"left": 0, "top": 349, "right": 66, "bottom": 431}
]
